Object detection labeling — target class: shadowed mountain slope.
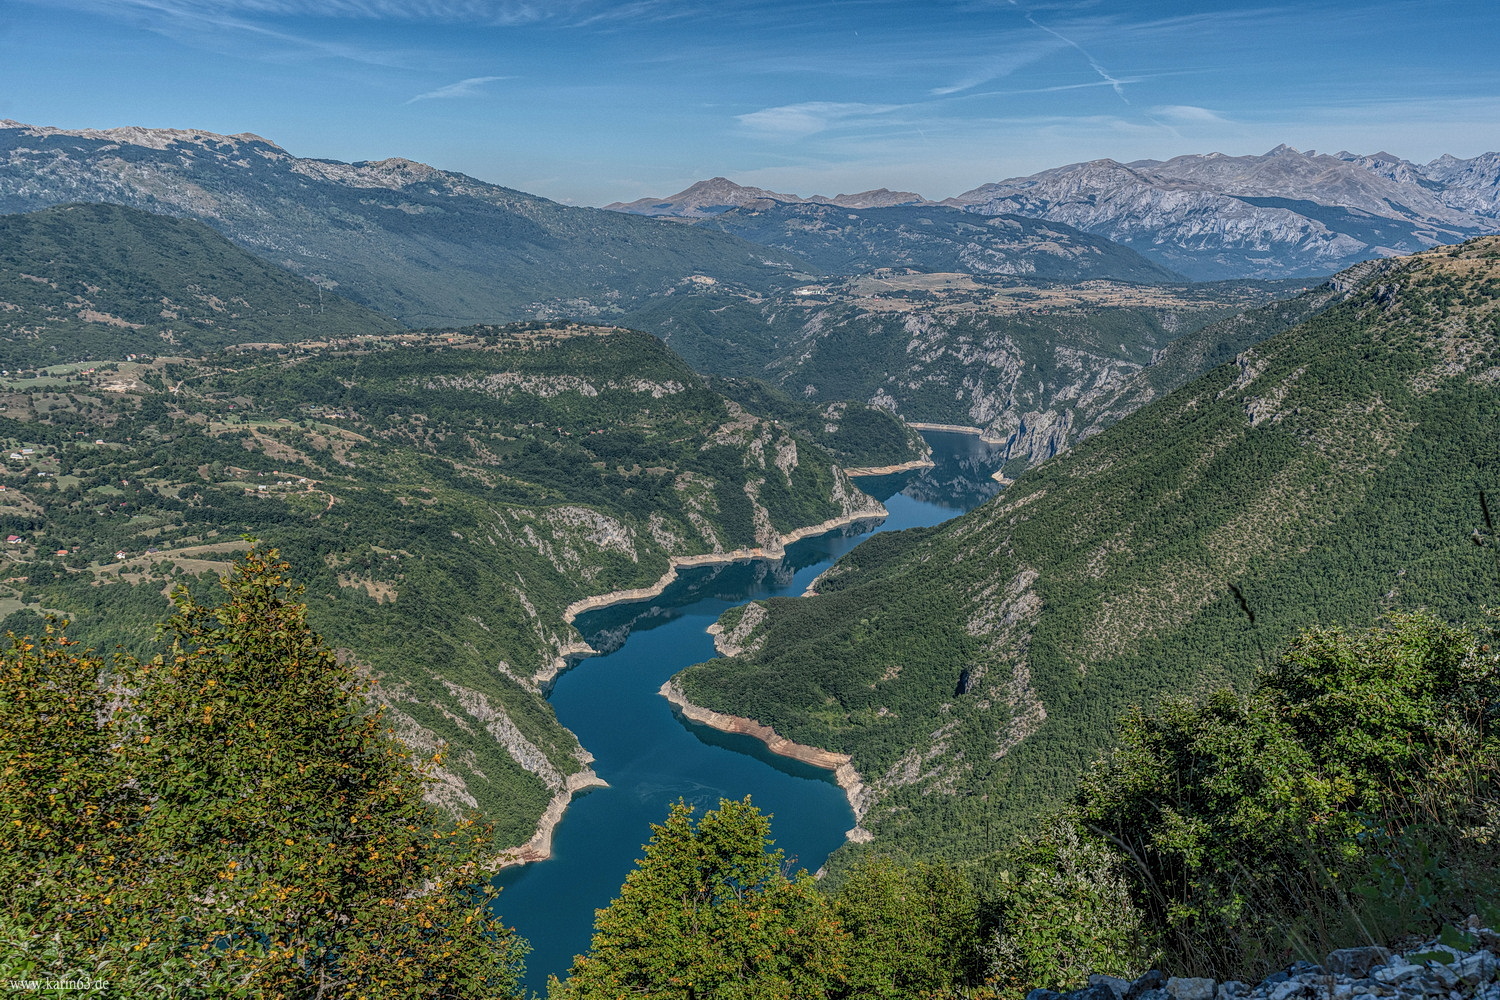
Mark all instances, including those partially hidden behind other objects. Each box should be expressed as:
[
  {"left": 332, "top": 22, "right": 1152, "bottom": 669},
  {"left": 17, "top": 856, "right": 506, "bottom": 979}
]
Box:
[{"left": 0, "top": 202, "right": 400, "bottom": 364}]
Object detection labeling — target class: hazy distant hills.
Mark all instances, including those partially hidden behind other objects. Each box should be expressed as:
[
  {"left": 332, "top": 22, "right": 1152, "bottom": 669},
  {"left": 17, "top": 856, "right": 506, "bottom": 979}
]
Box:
[
  {"left": 603, "top": 176, "right": 927, "bottom": 217},
  {"left": 0, "top": 121, "right": 810, "bottom": 327},
  {"left": 0, "top": 202, "right": 398, "bottom": 364},
  {"left": 949, "top": 145, "right": 1500, "bottom": 279},
  {"left": 694, "top": 202, "right": 1181, "bottom": 283},
  {"left": 613, "top": 147, "right": 1500, "bottom": 280}
]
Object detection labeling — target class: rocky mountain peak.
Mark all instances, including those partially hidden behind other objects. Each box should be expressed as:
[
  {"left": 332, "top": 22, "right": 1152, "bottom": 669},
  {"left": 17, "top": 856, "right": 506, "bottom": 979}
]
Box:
[
  {"left": 602, "top": 177, "right": 801, "bottom": 217},
  {"left": 948, "top": 145, "right": 1500, "bottom": 278}
]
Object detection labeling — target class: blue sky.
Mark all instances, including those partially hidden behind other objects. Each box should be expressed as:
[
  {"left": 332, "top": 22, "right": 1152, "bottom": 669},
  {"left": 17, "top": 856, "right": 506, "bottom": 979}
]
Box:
[{"left": 4, "top": 0, "right": 1499, "bottom": 205}]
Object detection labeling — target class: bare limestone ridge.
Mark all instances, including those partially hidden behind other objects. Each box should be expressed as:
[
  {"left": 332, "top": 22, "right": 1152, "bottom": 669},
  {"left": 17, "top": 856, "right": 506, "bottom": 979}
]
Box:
[{"left": 947, "top": 145, "right": 1500, "bottom": 280}]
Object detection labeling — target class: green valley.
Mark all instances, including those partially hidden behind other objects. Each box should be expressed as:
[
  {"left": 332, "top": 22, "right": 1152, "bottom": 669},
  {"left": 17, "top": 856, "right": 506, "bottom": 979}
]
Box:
[
  {"left": 0, "top": 203, "right": 926, "bottom": 847},
  {"left": 625, "top": 271, "right": 1313, "bottom": 472},
  {"left": 0, "top": 325, "right": 920, "bottom": 846}
]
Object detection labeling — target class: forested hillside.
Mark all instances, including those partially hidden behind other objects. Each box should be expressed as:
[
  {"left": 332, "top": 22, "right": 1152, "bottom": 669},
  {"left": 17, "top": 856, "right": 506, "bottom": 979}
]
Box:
[
  {"left": 557, "top": 612, "right": 1498, "bottom": 998},
  {"left": 675, "top": 237, "right": 1500, "bottom": 860},
  {"left": 0, "top": 323, "right": 920, "bottom": 845}
]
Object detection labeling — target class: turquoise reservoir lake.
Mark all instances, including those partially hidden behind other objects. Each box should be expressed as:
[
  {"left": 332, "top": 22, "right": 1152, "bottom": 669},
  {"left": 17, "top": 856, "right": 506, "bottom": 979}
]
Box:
[{"left": 497, "top": 431, "right": 1005, "bottom": 990}]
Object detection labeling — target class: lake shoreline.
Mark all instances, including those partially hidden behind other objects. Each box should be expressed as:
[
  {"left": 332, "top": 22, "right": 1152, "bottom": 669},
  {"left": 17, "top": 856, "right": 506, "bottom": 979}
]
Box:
[
  {"left": 508, "top": 504, "right": 888, "bottom": 869},
  {"left": 659, "top": 678, "right": 874, "bottom": 845},
  {"left": 493, "top": 768, "right": 610, "bottom": 870},
  {"left": 531, "top": 505, "right": 889, "bottom": 690},
  {"left": 907, "top": 420, "right": 1007, "bottom": 444},
  {"left": 843, "top": 458, "right": 935, "bottom": 476}
]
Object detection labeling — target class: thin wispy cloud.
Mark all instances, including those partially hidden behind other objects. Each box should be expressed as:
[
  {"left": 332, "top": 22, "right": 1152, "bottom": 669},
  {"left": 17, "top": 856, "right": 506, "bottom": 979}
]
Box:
[
  {"left": 53, "top": 0, "right": 706, "bottom": 27},
  {"left": 958, "top": 77, "right": 1150, "bottom": 101},
  {"left": 930, "top": 37, "right": 1068, "bottom": 96},
  {"left": 404, "top": 75, "right": 511, "bottom": 104},
  {"left": 15, "top": 0, "right": 1498, "bottom": 206},
  {"left": 1154, "top": 105, "right": 1230, "bottom": 124},
  {"left": 24, "top": 0, "right": 411, "bottom": 65},
  {"left": 737, "top": 102, "right": 904, "bottom": 139}
]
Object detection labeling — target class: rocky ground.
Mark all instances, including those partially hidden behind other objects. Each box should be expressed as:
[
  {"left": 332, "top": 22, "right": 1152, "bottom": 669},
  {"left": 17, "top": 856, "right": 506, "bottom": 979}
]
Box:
[{"left": 1034, "top": 925, "right": 1500, "bottom": 1000}]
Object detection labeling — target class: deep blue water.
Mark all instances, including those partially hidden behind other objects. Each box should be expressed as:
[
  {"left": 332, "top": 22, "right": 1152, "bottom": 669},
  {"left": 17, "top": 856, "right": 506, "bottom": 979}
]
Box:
[{"left": 496, "top": 431, "right": 1005, "bottom": 991}]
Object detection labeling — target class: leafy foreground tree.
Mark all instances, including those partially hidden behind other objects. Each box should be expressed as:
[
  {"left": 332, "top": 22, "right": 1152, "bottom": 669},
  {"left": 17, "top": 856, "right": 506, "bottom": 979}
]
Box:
[
  {"left": 830, "top": 854, "right": 984, "bottom": 999},
  {"left": 0, "top": 547, "right": 528, "bottom": 998},
  {"left": 977, "top": 819, "right": 1149, "bottom": 998},
  {"left": 552, "top": 797, "right": 847, "bottom": 1000},
  {"left": 1072, "top": 610, "right": 1500, "bottom": 981}
]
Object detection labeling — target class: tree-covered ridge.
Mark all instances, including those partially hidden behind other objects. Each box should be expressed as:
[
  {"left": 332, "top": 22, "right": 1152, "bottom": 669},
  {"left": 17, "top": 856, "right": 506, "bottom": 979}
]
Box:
[
  {"left": 557, "top": 613, "right": 1497, "bottom": 999},
  {"left": 0, "top": 324, "right": 919, "bottom": 845},
  {"left": 674, "top": 237, "right": 1500, "bottom": 863},
  {"left": 11, "top": 556, "right": 1489, "bottom": 996},
  {"left": 0, "top": 203, "right": 400, "bottom": 364}
]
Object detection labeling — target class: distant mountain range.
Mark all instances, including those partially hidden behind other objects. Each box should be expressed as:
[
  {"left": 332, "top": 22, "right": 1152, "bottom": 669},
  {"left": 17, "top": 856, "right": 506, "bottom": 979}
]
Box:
[
  {"left": 12, "top": 121, "right": 1490, "bottom": 318},
  {"left": 603, "top": 177, "right": 927, "bottom": 217},
  {"left": 692, "top": 202, "right": 1180, "bottom": 283},
  {"left": 611, "top": 146, "right": 1500, "bottom": 280},
  {"left": 0, "top": 121, "right": 809, "bottom": 327}
]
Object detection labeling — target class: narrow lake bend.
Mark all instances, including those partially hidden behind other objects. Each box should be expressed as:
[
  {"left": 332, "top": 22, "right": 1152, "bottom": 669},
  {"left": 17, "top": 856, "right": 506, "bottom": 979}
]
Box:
[{"left": 497, "top": 430, "right": 1007, "bottom": 990}]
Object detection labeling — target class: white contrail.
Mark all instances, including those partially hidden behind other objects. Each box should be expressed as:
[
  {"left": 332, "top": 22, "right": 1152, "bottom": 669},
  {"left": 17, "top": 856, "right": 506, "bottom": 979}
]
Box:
[{"left": 1008, "top": 0, "right": 1129, "bottom": 104}]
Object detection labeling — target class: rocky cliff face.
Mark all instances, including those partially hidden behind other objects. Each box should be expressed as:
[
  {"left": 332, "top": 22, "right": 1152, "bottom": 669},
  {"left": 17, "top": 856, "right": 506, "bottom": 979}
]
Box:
[{"left": 746, "top": 276, "right": 1304, "bottom": 474}]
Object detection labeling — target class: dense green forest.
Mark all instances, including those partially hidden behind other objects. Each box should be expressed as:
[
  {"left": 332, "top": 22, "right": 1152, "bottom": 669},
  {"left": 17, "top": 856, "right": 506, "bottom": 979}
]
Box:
[
  {"left": 1, "top": 549, "right": 531, "bottom": 997},
  {"left": 675, "top": 237, "right": 1500, "bottom": 864}
]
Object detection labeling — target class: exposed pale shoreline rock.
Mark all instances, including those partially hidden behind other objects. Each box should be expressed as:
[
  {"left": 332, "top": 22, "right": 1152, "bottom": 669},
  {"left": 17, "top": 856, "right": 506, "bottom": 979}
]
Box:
[
  {"left": 492, "top": 768, "right": 609, "bottom": 869},
  {"left": 906, "top": 420, "right": 1007, "bottom": 444},
  {"left": 530, "top": 506, "right": 889, "bottom": 688},
  {"left": 842, "top": 458, "right": 936, "bottom": 476},
  {"left": 659, "top": 679, "right": 875, "bottom": 845}
]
